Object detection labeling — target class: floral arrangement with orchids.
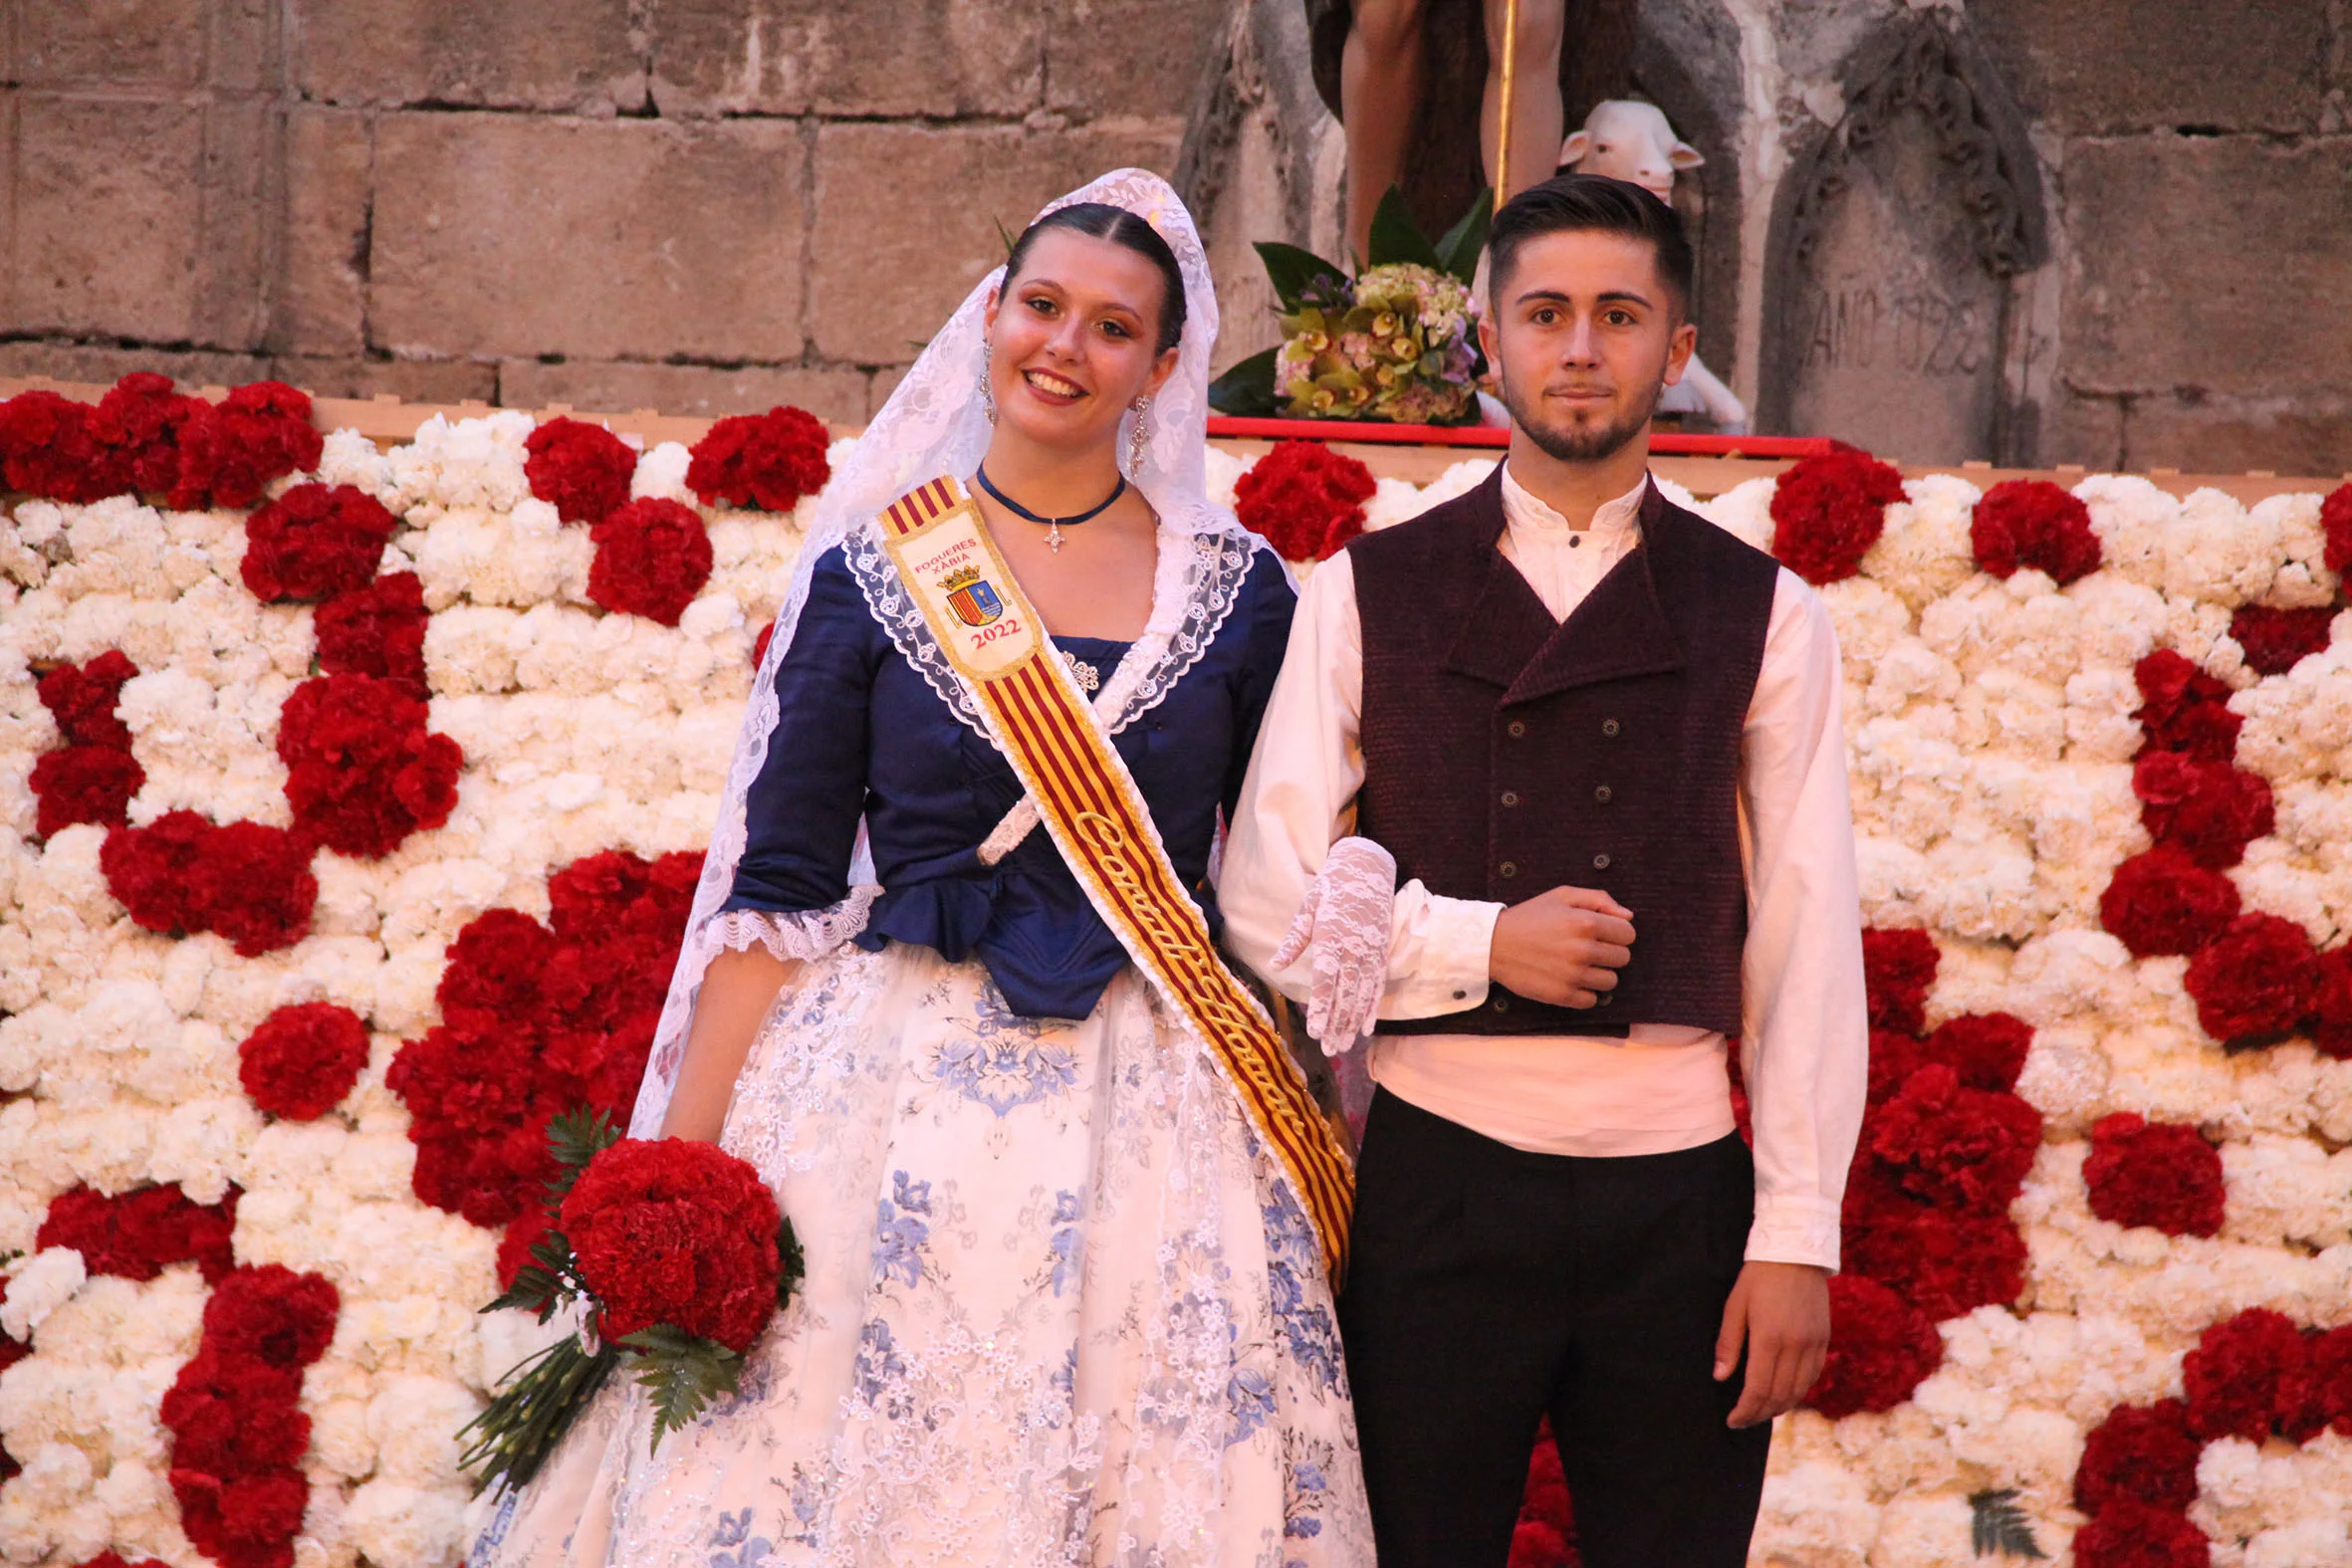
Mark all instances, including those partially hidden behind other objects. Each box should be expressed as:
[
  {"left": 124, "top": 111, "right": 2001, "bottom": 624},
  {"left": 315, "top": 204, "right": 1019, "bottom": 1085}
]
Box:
[{"left": 1209, "top": 190, "right": 1489, "bottom": 426}]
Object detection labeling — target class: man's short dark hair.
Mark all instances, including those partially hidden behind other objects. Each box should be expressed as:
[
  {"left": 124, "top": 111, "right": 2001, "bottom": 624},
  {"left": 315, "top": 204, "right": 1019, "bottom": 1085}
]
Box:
[{"left": 1488, "top": 173, "right": 1696, "bottom": 321}]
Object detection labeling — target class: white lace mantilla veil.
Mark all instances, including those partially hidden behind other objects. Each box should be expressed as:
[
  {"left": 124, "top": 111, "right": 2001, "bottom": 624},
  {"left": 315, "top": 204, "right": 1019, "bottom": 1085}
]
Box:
[{"left": 628, "top": 167, "right": 1274, "bottom": 1139}]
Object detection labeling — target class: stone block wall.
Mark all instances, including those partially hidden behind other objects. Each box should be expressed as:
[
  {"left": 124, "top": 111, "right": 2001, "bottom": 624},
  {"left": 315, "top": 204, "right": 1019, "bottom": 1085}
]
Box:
[
  {"left": 1959, "top": 0, "right": 2350, "bottom": 472},
  {"left": 0, "top": 0, "right": 1227, "bottom": 424},
  {"left": 2, "top": 0, "right": 2346, "bottom": 473}
]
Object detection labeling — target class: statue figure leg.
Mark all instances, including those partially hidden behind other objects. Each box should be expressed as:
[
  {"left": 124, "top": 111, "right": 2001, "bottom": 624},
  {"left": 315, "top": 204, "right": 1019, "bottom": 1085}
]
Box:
[{"left": 1341, "top": 0, "right": 1428, "bottom": 264}]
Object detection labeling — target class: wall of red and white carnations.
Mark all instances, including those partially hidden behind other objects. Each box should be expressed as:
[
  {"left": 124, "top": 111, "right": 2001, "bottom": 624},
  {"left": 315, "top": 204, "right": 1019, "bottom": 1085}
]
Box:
[{"left": 3, "top": 381, "right": 2351, "bottom": 1568}]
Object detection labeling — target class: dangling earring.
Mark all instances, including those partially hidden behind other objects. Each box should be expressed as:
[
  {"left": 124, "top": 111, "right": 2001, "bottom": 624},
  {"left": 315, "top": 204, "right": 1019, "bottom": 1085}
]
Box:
[
  {"left": 979, "top": 342, "right": 997, "bottom": 423},
  {"left": 1126, "top": 396, "right": 1150, "bottom": 477}
]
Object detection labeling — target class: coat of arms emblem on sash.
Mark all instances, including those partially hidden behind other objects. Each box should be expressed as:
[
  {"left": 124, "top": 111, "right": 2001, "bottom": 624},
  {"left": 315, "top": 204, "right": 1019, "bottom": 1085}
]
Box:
[{"left": 942, "top": 565, "right": 1004, "bottom": 628}]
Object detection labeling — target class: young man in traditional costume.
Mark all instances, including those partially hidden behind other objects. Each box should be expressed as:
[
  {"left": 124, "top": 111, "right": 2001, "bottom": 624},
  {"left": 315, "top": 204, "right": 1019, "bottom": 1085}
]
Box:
[{"left": 1224, "top": 172, "right": 1869, "bottom": 1566}]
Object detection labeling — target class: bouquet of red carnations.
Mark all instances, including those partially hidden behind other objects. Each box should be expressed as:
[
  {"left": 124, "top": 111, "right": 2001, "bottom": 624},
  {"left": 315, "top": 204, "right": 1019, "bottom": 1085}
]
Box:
[{"left": 459, "top": 1111, "right": 804, "bottom": 1493}]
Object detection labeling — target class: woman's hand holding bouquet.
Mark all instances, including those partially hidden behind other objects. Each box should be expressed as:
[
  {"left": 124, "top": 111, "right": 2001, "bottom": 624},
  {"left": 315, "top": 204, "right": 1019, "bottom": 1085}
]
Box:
[{"left": 460, "top": 1111, "right": 804, "bottom": 1494}]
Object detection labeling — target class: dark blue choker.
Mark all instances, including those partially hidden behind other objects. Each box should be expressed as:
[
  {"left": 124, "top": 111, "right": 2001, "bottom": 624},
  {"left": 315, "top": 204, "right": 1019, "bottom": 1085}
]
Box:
[{"left": 975, "top": 465, "right": 1126, "bottom": 553}]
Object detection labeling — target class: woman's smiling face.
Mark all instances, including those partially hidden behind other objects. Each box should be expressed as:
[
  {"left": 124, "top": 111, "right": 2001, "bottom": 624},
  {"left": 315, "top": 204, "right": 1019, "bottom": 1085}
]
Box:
[{"left": 985, "top": 229, "right": 1179, "bottom": 453}]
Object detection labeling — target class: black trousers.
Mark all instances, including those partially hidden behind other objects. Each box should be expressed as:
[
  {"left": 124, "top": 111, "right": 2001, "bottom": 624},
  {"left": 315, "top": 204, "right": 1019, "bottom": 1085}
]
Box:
[{"left": 1339, "top": 1089, "right": 1771, "bottom": 1568}]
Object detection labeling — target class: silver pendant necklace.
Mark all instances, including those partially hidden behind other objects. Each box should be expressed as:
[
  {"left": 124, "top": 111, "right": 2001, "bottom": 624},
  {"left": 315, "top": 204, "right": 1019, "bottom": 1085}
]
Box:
[{"left": 974, "top": 465, "right": 1127, "bottom": 554}]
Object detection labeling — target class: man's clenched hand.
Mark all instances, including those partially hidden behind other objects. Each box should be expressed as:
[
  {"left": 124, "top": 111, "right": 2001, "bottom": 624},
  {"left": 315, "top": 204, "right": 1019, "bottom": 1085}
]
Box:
[{"left": 1488, "top": 885, "right": 1634, "bottom": 1008}]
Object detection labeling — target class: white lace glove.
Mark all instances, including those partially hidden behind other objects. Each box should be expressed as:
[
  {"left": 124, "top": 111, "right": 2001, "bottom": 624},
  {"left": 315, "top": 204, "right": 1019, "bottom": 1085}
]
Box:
[{"left": 1268, "top": 836, "right": 1397, "bottom": 1056}]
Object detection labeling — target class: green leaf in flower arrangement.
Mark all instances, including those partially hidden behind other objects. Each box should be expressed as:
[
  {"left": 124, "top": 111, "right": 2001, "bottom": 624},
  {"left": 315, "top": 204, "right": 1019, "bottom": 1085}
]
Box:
[
  {"left": 620, "top": 1324, "right": 747, "bottom": 1451},
  {"left": 483, "top": 1259, "right": 567, "bottom": 1321},
  {"left": 1968, "top": 1488, "right": 2047, "bottom": 1560},
  {"left": 1436, "top": 190, "right": 1494, "bottom": 286},
  {"left": 777, "top": 1217, "right": 807, "bottom": 1310},
  {"left": 1365, "top": 186, "right": 1444, "bottom": 272},
  {"left": 540, "top": 1107, "right": 623, "bottom": 1210},
  {"left": 1208, "top": 347, "right": 1283, "bottom": 417},
  {"left": 1253, "top": 242, "right": 1349, "bottom": 313}
]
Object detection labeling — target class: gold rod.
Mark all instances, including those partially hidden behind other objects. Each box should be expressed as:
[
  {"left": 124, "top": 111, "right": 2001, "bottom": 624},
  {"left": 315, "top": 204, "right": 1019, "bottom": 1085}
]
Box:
[{"left": 1495, "top": 0, "right": 1521, "bottom": 210}]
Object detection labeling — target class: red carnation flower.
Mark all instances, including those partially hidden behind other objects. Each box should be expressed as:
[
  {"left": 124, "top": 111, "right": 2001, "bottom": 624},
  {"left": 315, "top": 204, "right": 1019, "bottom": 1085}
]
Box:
[
  {"left": 406, "top": 1118, "right": 558, "bottom": 1230},
  {"left": 390, "top": 851, "right": 702, "bottom": 1228},
  {"left": 1805, "top": 1274, "right": 1944, "bottom": 1419},
  {"left": 200, "top": 1266, "right": 341, "bottom": 1370},
  {"left": 30, "top": 745, "right": 145, "bottom": 838},
  {"left": 1767, "top": 448, "right": 1906, "bottom": 586},
  {"left": 2075, "top": 1399, "right": 2202, "bottom": 1515},
  {"left": 239, "top": 1002, "right": 370, "bottom": 1121},
  {"left": 752, "top": 620, "right": 776, "bottom": 668},
  {"left": 1924, "top": 1011, "right": 2033, "bottom": 1092},
  {"left": 2083, "top": 1114, "right": 2225, "bottom": 1237},
  {"left": 38, "top": 649, "right": 139, "bottom": 748},
  {"left": 102, "top": 810, "right": 218, "bottom": 939},
  {"left": 2132, "top": 754, "right": 2273, "bottom": 869},
  {"left": 172, "top": 1464, "right": 312, "bottom": 1568},
  {"left": 1841, "top": 1184, "right": 2027, "bottom": 1321},
  {"left": 38, "top": 1183, "right": 239, "bottom": 1283},
  {"left": 1865, "top": 1028, "right": 1929, "bottom": 1104},
  {"left": 189, "top": 820, "right": 320, "bottom": 957},
  {"left": 1511, "top": 1420, "right": 1578, "bottom": 1568},
  {"left": 2305, "top": 1324, "right": 2352, "bottom": 1440},
  {"left": 686, "top": 405, "right": 832, "bottom": 513},
  {"left": 92, "top": 371, "right": 204, "bottom": 496},
  {"left": 169, "top": 379, "right": 323, "bottom": 511},
  {"left": 431, "top": 907, "right": 560, "bottom": 1031},
  {"left": 2309, "top": 946, "right": 2352, "bottom": 1060},
  {"left": 2099, "top": 847, "right": 2242, "bottom": 959},
  {"left": 2322, "top": 483, "right": 2352, "bottom": 576},
  {"left": 315, "top": 570, "right": 429, "bottom": 695},
  {"left": 2185, "top": 913, "right": 2320, "bottom": 1044},
  {"left": 2073, "top": 1499, "right": 2213, "bottom": 1568},
  {"left": 498, "top": 1213, "right": 559, "bottom": 1290},
  {"left": 160, "top": 1348, "right": 311, "bottom": 1474},
  {"left": 1971, "top": 479, "right": 2102, "bottom": 584},
  {"left": 588, "top": 498, "right": 713, "bottom": 626},
  {"left": 525, "top": 416, "right": 638, "bottom": 524},
  {"left": 240, "top": 483, "right": 397, "bottom": 602},
  {"left": 2230, "top": 603, "right": 2335, "bottom": 677},
  {"left": 0, "top": 390, "right": 108, "bottom": 502},
  {"left": 1234, "top": 441, "right": 1379, "bottom": 562},
  {"left": 561, "top": 1138, "right": 784, "bottom": 1353},
  {"left": 2133, "top": 650, "right": 2242, "bottom": 762},
  {"left": 277, "top": 673, "right": 461, "bottom": 859},
  {"left": 1861, "top": 927, "right": 1940, "bottom": 1035},
  {"left": 2184, "top": 1307, "right": 2309, "bottom": 1443},
  {"left": 550, "top": 848, "right": 701, "bottom": 945},
  {"left": 1870, "top": 1064, "right": 2042, "bottom": 1213}
]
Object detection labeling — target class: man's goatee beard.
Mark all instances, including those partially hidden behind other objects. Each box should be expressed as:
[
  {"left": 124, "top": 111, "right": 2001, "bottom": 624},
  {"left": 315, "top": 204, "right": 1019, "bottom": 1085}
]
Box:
[{"left": 1505, "top": 378, "right": 1665, "bottom": 464}]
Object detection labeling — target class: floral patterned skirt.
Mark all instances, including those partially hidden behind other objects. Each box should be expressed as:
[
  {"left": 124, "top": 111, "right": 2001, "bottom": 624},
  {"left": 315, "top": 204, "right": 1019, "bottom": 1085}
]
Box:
[{"left": 469, "top": 942, "right": 1372, "bottom": 1568}]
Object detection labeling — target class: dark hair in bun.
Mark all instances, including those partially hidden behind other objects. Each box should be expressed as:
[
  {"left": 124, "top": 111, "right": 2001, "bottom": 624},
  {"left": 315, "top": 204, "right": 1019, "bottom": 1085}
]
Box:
[{"left": 1003, "top": 202, "right": 1187, "bottom": 355}]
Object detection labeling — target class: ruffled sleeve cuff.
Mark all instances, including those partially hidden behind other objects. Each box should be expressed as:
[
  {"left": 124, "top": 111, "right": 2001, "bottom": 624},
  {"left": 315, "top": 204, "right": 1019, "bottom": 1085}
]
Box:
[
  {"left": 711, "top": 885, "right": 882, "bottom": 963},
  {"left": 1745, "top": 1193, "right": 1843, "bottom": 1272}
]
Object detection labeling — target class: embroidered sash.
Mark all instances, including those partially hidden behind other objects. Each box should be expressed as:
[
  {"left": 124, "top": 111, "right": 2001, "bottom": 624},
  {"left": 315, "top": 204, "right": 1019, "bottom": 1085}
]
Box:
[{"left": 875, "top": 475, "right": 1355, "bottom": 1281}]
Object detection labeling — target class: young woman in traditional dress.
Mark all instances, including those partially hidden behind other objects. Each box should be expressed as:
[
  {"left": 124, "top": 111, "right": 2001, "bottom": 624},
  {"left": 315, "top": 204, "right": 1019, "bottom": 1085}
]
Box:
[{"left": 469, "top": 170, "right": 1371, "bottom": 1568}]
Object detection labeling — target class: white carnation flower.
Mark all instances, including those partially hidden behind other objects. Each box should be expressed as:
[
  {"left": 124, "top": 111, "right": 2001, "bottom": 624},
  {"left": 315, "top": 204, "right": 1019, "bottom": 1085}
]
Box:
[
  {"left": 629, "top": 439, "right": 695, "bottom": 504},
  {"left": 343, "top": 1479, "right": 471, "bottom": 1568},
  {"left": 1750, "top": 1459, "right": 1880, "bottom": 1561},
  {"left": 0, "top": 1247, "right": 88, "bottom": 1340},
  {"left": 1693, "top": 474, "right": 1773, "bottom": 553}
]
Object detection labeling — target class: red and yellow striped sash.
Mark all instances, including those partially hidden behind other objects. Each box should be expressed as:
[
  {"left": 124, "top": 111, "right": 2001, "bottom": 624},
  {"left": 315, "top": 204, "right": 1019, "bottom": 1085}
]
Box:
[{"left": 875, "top": 476, "right": 1354, "bottom": 1281}]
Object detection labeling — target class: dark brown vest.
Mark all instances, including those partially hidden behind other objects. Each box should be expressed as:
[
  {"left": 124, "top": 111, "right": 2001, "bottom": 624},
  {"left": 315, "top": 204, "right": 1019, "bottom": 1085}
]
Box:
[{"left": 1350, "top": 468, "right": 1779, "bottom": 1036}]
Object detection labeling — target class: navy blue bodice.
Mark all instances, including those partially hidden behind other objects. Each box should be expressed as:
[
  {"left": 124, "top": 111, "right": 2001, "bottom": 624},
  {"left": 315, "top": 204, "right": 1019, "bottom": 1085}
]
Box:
[{"left": 723, "top": 537, "right": 1296, "bottom": 1020}]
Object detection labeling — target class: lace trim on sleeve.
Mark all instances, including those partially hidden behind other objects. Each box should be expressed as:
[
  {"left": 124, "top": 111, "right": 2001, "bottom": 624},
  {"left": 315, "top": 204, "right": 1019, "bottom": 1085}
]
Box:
[{"left": 709, "top": 884, "right": 882, "bottom": 963}]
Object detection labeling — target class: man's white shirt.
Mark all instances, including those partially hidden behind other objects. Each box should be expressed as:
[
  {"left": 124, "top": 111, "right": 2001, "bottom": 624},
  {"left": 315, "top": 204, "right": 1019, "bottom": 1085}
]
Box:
[{"left": 1221, "top": 463, "right": 1869, "bottom": 1271}]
